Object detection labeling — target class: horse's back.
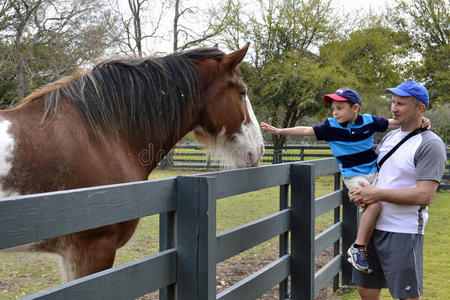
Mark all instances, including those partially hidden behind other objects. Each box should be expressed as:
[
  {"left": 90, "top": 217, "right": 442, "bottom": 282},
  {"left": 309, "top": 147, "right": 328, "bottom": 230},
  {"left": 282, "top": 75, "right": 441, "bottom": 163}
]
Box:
[{"left": 0, "top": 99, "right": 147, "bottom": 197}]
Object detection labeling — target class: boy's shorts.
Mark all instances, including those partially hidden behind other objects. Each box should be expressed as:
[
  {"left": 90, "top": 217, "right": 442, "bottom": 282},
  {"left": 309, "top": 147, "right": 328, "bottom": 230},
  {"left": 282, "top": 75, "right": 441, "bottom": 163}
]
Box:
[
  {"left": 343, "top": 172, "right": 378, "bottom": 190},
  {"left": 352, "top": 229, "right": 424, "bottom": 299}
]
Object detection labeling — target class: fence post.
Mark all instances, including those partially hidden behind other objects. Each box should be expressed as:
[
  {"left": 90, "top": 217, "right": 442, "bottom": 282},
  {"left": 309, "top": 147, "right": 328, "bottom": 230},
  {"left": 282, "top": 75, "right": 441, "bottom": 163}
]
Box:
[
  {"left": 333, "top": 173, "right": 341, "bottom": 292},
  {"left": 197, "top": 176, "right": 217, "bottom": 300},
  {"left": 279, "top": 184, "right": 289, "bottom": 299},
  {"left": 290, "top": 163, "right": 315, "bottom": 300},
  {"left": 273, "top": 145, "right": 283, "bottom": 164},
  {"left": 159, "top": 210, "right": 176, "bottom": 300},
  {"left": 341, "top": 185, "right": 358, "bottom": 285},
  {"left": 160, "top": 150, "right": 174, "bottom": 169},
  {"left": 176, "top": 176, "right": 216, "bottom": 299},
  {"left": 206, "top": 153, "right": 211, "bottom": 171}
]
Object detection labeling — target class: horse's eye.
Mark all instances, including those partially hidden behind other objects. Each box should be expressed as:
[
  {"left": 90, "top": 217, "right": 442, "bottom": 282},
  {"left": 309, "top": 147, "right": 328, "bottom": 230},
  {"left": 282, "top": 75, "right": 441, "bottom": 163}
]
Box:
[{"left": 239, "top": 87, "right": 247, "bottom": 100}]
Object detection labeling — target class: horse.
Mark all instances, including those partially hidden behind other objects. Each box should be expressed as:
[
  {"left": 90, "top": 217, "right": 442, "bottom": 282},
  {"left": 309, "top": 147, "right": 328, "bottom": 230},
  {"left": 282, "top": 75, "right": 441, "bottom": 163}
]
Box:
[{"left": 0, "top": 43, "right": 264, "bottom": 282}]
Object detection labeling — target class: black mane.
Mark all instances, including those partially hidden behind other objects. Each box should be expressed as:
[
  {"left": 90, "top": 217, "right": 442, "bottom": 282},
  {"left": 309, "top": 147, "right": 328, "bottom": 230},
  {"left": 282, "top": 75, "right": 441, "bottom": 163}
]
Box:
[{"left": 42, "top": 47, "right": 226, "bottom": 143}]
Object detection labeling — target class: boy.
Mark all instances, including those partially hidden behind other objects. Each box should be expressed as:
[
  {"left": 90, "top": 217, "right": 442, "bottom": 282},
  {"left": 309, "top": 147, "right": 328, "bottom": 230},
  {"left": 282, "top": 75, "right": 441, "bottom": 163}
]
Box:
[{"left": 261, "top": 88, "right": 428, "bottom": 274}]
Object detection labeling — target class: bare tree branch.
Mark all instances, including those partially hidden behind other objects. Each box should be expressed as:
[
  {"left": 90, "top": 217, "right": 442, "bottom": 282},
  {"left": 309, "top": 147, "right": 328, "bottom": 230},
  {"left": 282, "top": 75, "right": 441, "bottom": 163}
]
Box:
[
  {"left": 0, "top": 0, "right": 116, "bottom": 106},
  {"left": 110, "top": 0, "right": 168, "bottom": 57},
  {"left": 173, "top": 0, "right": 236, "bottom": 51}
]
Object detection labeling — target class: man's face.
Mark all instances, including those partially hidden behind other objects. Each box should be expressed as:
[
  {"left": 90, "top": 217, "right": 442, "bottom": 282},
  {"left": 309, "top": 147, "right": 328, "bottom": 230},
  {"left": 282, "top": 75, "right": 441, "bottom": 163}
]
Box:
[{"left": 390, "top": 95, "right": 424, "bottom": 127}]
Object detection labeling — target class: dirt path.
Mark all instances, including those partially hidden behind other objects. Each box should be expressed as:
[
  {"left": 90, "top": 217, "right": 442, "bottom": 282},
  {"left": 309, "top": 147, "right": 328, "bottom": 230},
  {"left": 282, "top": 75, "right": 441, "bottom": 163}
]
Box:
[
  {"left": 215, "top": 247, "right": 338, "bottom": 299},
  {"left": 138, "top": 246, "right": 349, "bottom": 299}
]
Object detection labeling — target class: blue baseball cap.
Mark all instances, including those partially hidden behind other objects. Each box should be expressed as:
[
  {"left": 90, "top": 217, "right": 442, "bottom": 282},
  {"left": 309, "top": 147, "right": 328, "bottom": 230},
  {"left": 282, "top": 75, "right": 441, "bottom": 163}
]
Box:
[
  {"left": 323, "top": 88, "right": 362, "bottom": 106},
  {"left": 384, "top": 81, "right": 429, "bottom": 107}
]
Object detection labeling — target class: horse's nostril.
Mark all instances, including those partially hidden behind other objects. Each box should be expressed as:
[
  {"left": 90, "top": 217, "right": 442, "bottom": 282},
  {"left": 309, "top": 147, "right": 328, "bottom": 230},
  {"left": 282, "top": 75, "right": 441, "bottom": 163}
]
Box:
[
  {"left": 247, "top": 152, "right": 253, "bottom": 163},
  {"left": 246, "top": 151, "right": 259, "bottom": 167}
]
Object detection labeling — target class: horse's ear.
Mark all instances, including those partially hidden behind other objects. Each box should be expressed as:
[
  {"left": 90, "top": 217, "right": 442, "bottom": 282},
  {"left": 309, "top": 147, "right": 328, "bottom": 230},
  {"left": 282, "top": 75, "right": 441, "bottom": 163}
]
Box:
[{"left": 221, "top": 42, "right": 250, "bottom": 69}]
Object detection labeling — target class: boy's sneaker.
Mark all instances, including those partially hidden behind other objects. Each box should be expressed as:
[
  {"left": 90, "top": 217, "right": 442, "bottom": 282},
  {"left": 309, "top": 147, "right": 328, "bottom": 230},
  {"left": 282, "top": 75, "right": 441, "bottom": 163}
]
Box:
[{"left": 347, "top": 244, "right": 372, "bottom": 274}]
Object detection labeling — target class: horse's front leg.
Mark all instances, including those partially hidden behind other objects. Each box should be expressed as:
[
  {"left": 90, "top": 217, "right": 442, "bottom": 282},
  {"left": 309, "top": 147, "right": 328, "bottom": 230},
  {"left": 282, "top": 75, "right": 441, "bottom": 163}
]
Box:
[{"left": 60, "top": 226, "right": 118, "bottom": 281}]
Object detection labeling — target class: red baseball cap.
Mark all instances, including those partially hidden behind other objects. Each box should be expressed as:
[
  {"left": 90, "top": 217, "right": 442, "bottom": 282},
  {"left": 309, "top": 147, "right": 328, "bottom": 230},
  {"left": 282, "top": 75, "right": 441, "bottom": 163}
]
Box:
[{"left": 323, "top": 88, "right": 362, "bottom": 106}]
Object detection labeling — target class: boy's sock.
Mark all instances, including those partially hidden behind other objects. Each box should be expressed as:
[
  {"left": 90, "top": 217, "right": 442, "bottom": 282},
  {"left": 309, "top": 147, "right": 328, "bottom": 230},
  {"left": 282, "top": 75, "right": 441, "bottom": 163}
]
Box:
[{"left": 354, "top": 243, "right": 365, "bottom": 249}]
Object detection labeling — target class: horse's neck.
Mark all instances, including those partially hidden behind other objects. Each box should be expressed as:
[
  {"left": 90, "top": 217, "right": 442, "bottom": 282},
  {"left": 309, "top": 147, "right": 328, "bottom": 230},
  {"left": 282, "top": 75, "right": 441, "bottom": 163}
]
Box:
[
  {"left": 13, "top": 95, "right": 200, "bottom": 176},
  {"left": 133, "top": 113, "right": 199, "bottom": 174}
]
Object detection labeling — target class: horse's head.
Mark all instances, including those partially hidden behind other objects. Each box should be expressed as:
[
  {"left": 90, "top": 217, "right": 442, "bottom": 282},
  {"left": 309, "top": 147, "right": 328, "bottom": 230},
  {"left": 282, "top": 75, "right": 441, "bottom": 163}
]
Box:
[{"left": 192, "top": 44, "right": 264, "bottom": 168}]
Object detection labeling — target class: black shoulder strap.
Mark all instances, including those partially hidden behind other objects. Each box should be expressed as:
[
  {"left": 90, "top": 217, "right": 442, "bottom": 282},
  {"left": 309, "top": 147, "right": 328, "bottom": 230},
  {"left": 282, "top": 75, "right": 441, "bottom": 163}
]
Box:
[{"left": 377, "top": 127, "right": 427, "bottom": 169}]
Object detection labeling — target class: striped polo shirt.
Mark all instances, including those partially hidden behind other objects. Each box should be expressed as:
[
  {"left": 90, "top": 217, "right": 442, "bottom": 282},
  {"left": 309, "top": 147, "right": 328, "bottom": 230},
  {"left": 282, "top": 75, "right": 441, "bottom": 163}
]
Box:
[{"left": 313, "top": 114, "right": 389, "bottom": 178}]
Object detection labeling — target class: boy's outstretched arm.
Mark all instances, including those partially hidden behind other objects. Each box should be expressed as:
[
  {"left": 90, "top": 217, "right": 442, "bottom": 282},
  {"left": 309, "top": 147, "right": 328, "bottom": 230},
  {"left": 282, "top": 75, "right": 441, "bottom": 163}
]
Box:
[
  {"left": 260, "top": 122, "right": 315, "bottom": 136},
  {"left": 387, "top": 118, "right": 400, "bottom": 128}
]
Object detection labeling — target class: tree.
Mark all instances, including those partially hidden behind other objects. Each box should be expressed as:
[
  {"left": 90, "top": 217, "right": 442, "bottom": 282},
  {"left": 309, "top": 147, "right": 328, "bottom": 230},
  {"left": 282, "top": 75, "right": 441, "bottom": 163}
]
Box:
[
  {"left": 0, "top": 41, "right": 16, "bottom": 106},
  {"left": 241, "top": 0, "right": 342, "bottom": 67},
  {"left": 232, "top": 0, "right": 343, "bottom": 160},
  {"left": 389, "top": 0, "right": 449, "bottom": 106},
  {"left": 319, "top": 21, "right": 411, "bottom": 117},
  {"left": 172, "top": 0, "right": 238, "bottom": 51},
  {"left": 0, "top": 0, "right": 115, "bottom": 107},
  {"left": 110, "top": 0, "right": 169, "bottom": 57},
  {"left": 215, "top": 0, "right": 246, "bottom": 51},
  {"left": 425, "top": 102, "right": 450, "bottom": 144}
]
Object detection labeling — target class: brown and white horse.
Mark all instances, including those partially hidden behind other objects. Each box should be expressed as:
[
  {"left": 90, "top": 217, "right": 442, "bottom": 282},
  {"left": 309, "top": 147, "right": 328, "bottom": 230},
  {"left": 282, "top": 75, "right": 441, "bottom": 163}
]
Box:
[{"left": 0, "top": 44, "right": 264, "bottom": 281}]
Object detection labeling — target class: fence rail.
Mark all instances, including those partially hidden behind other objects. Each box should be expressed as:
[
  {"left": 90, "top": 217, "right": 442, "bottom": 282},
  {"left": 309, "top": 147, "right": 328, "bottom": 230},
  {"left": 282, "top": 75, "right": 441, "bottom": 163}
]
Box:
[
  {"left": 166, "top": 144, "right": 450, "bottom": 191},
  {"left": 0, "top": 158, "right": 358, "bottom": 300}
]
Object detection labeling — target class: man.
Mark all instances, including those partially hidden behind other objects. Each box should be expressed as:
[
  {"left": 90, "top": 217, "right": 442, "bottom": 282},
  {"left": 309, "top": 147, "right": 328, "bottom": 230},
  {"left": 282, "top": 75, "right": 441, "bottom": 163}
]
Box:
[{"left": 349, "top": 81, "right": 446, "bottom": 300}]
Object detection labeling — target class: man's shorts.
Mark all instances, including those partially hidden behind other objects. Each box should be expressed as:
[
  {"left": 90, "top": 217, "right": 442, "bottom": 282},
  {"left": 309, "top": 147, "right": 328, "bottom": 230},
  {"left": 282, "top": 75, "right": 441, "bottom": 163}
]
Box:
[
  {"left": 343, "top": 172, "right": 378, "bottom": 190},
  {"left": 352, "top": 229, "right": 424, "bottom": 299}
]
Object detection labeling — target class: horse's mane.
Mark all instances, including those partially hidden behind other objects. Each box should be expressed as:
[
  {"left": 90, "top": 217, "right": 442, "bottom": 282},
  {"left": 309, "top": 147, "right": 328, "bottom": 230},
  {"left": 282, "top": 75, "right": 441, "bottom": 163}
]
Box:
[{"left": 25, "top": 47, "right": 226, "bottom": 143}]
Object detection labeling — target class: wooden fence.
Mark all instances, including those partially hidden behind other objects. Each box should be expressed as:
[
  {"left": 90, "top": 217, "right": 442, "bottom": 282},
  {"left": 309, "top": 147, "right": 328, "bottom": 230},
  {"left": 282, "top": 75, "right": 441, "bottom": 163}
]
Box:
[
  {"left": 438, "top": 151, "right": 450, "bottom": 191},
  {"left": 164, "top": 144, "right": 450, "bottom": 191},
  {"left": 0, "top": 158, "right": 357, "bottom": 299}
]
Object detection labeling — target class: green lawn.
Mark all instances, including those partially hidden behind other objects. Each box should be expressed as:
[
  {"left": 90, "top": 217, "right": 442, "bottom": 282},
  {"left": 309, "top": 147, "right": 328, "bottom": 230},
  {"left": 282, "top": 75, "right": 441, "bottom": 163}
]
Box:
[
  {"left": 170, "top": 146, "right": 333, "bottom": 168},
  {"left": 0, "top": 168, "right": 448, "bottom": 299}
]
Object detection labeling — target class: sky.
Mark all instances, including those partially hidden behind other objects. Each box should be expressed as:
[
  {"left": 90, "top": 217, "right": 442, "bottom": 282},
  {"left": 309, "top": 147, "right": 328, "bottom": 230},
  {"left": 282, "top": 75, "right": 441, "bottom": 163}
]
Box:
[
  {"left": 118, "top": 0, "right": 389, "bottom": 55},
  {"left": 334, "top": 0, "right": 387, "bottom": 13}
]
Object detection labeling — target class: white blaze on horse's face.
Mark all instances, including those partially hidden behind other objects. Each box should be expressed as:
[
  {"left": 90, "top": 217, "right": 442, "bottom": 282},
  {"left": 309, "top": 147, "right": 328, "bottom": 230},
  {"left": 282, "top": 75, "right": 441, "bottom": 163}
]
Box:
[
  {"left": 194, "top": 95, "right": 264, "bottom": 168},
  {"left": 192, "top": 43, "right": 264, "bottom": 168},
  {"left": 229, "top": 95, "right": 264, "bottom": 168}
]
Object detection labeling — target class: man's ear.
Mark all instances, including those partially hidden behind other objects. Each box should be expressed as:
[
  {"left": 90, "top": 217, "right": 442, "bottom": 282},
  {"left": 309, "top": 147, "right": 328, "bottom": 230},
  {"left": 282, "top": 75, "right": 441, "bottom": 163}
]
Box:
[
  {"left": 418, "top": 103, "right": 426, "bottom": 114},
  {"left": 354, "top": 103, "right": 360, "bottom": 113}
]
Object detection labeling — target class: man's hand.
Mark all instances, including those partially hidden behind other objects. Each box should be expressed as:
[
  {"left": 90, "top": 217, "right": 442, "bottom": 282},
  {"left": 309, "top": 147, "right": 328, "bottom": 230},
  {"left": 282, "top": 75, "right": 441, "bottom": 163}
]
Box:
[
  {"left": 348, "top": 182, "right": 378, "bottom": 207},
  {"left": 348, "top": 187, "right": 365, "bottom": 208},
  {"left": 421, "top": 117, "right": 431, "bottom": 130}
]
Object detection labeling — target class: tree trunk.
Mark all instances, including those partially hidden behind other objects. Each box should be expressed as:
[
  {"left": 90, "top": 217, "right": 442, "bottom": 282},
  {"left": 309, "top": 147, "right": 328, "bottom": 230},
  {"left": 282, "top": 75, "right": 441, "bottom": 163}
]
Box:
[
  {"left": 14, "top": 25, "right": 25, "bottom": 105},
  {"left": 272, "top": 134, "right": 285, "bottom": 164},
  {"left": 16, "top": 55, "right": 25, "bottom": 102},
  {"left": 173, "top": 0, "right": 180, "bottom": 52},
  {"left": 128, "top": 0, "right": 143, "bottom": 57}
]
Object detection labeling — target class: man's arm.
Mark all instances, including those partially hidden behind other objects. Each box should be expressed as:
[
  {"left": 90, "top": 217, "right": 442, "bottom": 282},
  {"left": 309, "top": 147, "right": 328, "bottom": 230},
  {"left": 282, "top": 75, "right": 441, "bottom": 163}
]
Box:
[
  {"left": 349, "top": 180, "right": 439, "bottom": 207},
  {"left": 260, "top": 122, "right": 315, "bottom": 136}
]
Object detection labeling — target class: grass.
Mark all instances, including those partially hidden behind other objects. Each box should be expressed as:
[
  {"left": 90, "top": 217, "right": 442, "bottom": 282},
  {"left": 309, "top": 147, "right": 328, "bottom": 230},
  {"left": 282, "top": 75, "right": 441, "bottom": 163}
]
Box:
[
  {"left": 0, "top": 168, "right": 448, "bottom": 299},
  {"left": 170, "top": 146, "right": 334, "bottom": 168}
]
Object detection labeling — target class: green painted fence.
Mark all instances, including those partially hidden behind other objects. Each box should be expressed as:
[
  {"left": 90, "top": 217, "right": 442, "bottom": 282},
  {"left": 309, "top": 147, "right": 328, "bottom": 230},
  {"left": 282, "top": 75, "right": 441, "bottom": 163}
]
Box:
[{"left": 1, "top": 158, "right": 358, "bottom": 300}]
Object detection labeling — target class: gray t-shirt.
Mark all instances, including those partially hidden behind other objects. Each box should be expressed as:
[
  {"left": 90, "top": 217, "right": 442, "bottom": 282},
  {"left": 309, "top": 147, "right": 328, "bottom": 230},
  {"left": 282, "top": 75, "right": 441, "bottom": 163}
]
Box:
[{"left": 375, "top": 129, "right": 446, "bottom": 234}]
